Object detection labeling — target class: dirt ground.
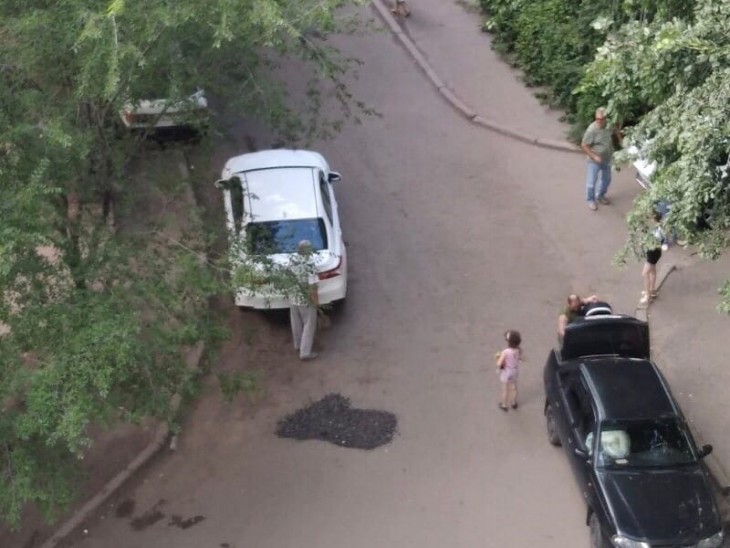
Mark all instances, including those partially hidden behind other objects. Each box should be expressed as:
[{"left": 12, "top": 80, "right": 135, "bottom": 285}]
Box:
[{"left": 0, "top": 422, "right": 156, "bottom": 548}]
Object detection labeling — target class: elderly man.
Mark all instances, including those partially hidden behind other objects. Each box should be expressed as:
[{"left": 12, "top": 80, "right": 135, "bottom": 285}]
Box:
[
  {"left": 289, "top": 240, "right": 320, "bottom": 360},
  {"left": 581, "top": 107, "right": 621, "bottom": 211}
]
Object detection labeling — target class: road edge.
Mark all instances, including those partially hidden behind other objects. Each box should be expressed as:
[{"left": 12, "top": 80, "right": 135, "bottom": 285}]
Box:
[
  {"left": 41, "top": 153, "right": 205, "bottom": 548},
  {"left": 369, "top": 0, "right": 581, "bottom": 155}
]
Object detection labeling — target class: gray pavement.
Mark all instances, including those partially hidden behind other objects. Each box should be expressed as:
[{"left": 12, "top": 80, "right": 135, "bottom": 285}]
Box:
[{"left": 34, "top": 0, "right": 730, "bottom": 546}]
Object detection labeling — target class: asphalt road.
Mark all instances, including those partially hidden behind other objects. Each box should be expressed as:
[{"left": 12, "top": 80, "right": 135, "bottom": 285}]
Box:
[{"left": 65, "top": 4, "right": 647, "bottom": 548}]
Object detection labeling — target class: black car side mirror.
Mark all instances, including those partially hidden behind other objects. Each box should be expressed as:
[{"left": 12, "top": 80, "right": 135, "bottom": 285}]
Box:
[
  {"left": 328, "top": 171, "right": 342, "bottom": 183},
  {"left": 699, "top": 444, "right": 713, "bottom": 459},
  {"left": 215, "top": 176, "right": 241, "bottom": 190},
  {"left": 574, "top": 447, "right": 589, "bottom": 459}
]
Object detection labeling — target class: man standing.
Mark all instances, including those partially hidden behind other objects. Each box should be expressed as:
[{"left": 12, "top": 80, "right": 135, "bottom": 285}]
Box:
[
  {"left": 290, "top": 240, "right": 319, "bottom": 360},
  {"left": 581, "top": 107, "right": 620, "bottom": 211}
]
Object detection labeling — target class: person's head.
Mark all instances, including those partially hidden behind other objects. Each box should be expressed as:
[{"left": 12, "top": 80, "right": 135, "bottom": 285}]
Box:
[
  {"left": 505, "top": 330, "right": 522, "bottom": 349},
  {"left": 297, "top": 239, "right": 313, "bottom": 256},
  {"left": 652, "top": 211, "right": 662, "bottom": 223},
  {"left": 594, "top": 107, "right": 608, "bottom": 128},
  {"left": 567, "top": 294, "right": 583, "bottom": 312}
]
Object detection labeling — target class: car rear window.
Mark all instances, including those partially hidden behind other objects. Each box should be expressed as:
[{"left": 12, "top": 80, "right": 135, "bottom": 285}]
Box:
[
  {"left": 563, "top": 323, "right": 649, "bottom": 360},
  {"left": 246, "top": 218, "right": 327, "bottom": 255}
]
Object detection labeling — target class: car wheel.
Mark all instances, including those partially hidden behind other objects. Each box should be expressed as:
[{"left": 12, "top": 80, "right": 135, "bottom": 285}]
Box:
[
  {"left": 545, "top": 404, "right": 561, "bottom": 446},
  {"left": 589, "top": 513, "right": 609, "bottom": 548}
]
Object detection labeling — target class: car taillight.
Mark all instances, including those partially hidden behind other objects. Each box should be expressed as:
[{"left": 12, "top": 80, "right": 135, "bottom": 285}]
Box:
[
  {"left": 122, "top": 110, "right": 136, "bottom": 125},
  {"left": 318, "top": 257, "right": 342, "bottom": 280}
]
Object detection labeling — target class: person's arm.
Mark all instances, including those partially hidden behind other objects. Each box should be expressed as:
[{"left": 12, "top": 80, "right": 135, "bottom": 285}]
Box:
[
  {"left": 582, "top": 294, "right": 599, "bottom": 305},
  {"left": 496, "top": 349, "right": 506, "bottom": 370},
  {"left": 558, "top": 313, "right": 568, "bottom": 339},
  {"left": 581, "top": 127, "right": 603, "bottom": 163},
  {"left": 581, "top": 141, "right": 602, "bottom": 163}
]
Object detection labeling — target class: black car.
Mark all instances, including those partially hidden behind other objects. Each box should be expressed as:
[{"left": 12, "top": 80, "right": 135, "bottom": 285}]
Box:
[{"left": 544, "top": 314, "right": 724, "bottom": 548}]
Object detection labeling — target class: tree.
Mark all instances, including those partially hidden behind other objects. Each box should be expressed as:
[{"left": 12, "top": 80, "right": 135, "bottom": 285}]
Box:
[
  {"left": 478, "top": 0, "right": 694, "bottom": 125},
  {"left": 576, "top": 0, "right": 730, "bottom": 309},
  {"left": 0, "top": 0, "right": 365, "bottom": 527}
]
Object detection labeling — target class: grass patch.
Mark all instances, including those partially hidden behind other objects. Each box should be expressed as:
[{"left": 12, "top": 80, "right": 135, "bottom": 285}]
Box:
[{"left": 218, "top": 370, "right": 263, "bottom": 403}]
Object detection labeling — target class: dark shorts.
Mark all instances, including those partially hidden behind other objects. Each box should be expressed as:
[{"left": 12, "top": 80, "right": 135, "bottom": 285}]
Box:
[{"left": 646, "top": 248, "right": 662, "bottom": 265}]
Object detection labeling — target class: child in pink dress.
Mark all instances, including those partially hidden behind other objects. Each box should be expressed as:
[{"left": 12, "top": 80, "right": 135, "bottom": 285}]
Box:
[{"left": 496, "top": 330, "right": 523, "bottom": 411}]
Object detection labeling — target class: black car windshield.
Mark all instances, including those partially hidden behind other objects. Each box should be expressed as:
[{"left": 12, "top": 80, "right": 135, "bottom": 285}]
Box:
[
  {"left": 595, "top": 418, "right": 696, "bottom": 469},
  {"left": 245, "top": 218, "right": 327, "bottom": 255}
]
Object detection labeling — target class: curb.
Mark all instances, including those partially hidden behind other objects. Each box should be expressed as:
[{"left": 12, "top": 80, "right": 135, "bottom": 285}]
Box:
[
  {"left": 634, "top": 261, "right": 730, "bottom": 497},
  {"left": 370, "top": 0, "right": 581, "bottom": 155},
  {"left": 42, "top": 343, "right": 205, "bottom": 548},
  {"left": 41, "top": 154, "right": 205, "bottom": 548},
  {"left": 40, "top": 424, "right": 170, "bottom": 548}
]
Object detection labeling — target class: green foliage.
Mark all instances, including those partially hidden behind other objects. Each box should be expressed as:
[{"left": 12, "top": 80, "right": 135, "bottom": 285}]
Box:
[
  {"left": 0, "top": 0, "right": 366, "bottom": 528},
  {"left": 217, "top": 370, "right": 262, "bottom": 404},
  {"left": 0, "top": 182, "right": 221, "bottom": 527},
  {"left": 579, "top": 0, "right": 730, "bottom": 309},
  {"left": 227, "top": 231, "right": 321, "bottom": 308},
  {"left": 479, "top": 0, "right": 607, "bottom": 115},
  {"left": 479, "top": 0, "right": 696, "bottom": 125},
  {"left": 480, "top": 0, "right": 730, "bottom": 311}
]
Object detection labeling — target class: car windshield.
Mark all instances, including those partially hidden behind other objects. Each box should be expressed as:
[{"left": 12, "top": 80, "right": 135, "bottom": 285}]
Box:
[
  {"left": 245, "top": 219, "right": 327, "bottom": 255},
  {"left": 595, "top": 418, "right": 696, "bottom": 469}
]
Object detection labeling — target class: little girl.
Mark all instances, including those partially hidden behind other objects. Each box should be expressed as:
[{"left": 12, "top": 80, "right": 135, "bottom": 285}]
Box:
[{"left": 496, "top": 330, "right": 523, "bottom": 411}]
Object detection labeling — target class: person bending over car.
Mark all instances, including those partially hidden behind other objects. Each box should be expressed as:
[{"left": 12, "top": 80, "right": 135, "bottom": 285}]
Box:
[{"left": 557, "top": 294, "right": 599, "bottom": 342}]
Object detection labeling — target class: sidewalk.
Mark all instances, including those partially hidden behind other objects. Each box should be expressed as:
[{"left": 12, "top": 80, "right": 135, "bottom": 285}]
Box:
[
  {"left": 647, "top": 250, "right": 730, "bottom": 495},
  {"left": 372, "top": 0, "right": 578, "bottom": 152},
  {"left": 374, "top": 0, "right": 730, "bottom": 501}
]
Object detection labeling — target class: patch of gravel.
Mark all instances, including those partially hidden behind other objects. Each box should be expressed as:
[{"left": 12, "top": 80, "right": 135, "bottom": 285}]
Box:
[{"left": 276, "top": 394, "right": 397, "bottom": 450}]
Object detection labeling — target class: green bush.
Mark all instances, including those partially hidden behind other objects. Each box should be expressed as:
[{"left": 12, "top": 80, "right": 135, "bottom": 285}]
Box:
[{"left": 479, "top": 0, "right": 697, "bottom": 132}]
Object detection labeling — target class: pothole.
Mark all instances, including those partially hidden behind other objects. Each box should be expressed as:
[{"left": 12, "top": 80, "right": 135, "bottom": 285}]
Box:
[{"left": 276, "top": 394, "right": 397, "bottom": 450}]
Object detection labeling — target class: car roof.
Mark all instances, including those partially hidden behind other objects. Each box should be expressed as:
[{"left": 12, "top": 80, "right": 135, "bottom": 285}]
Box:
[
  {"left": 224, "top": 149, "right": 329, "bottom": 176},
  {"left": 581, "top": 360, "right": 677, "bottom": 420},
  {"left": 244, "top": 167, "right": 318, "bottom": 222}
]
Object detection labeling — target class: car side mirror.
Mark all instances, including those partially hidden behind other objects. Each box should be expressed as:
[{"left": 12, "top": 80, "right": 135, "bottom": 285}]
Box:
[
  {"left": 699, "top": 444, "right": 713, "bottom": 459},
  {"left": 215, "top": 176, "right": 240, "bottom": 190},
  {"left": 328, "top": 171, "right": 342, "bottom": 183},
  {"left": 574, "top": 447, "right": 589, "bottom": 460}
]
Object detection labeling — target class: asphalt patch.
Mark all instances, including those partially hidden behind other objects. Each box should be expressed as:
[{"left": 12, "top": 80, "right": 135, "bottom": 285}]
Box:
[{"left": 276, "top": 394, "right": 397, "bottom": 450}]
